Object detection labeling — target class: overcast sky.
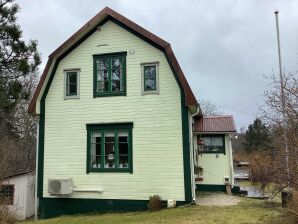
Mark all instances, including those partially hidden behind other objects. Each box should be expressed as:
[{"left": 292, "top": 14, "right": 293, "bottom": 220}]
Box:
[{"left": 16, "top": 0, "right": 298, "bottom": 130}]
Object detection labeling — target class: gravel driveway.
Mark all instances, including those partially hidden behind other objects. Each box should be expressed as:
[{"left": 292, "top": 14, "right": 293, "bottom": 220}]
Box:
[{"left": 196, "top": 192, "right": 241, "bottom": 206}]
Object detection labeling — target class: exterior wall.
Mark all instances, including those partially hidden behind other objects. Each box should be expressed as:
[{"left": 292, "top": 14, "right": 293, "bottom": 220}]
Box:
[
  {"left": 194, "top": 134, "right": 234, "bottom": 186},
  {"left": 2, "top": 173, "right": 35, "bottom": 220},
  {"left": 25, "top": 173, "right": 35, "bottom": 218},
  {"left": 43, "top": 20, "right": 185, "bottom": 201}
]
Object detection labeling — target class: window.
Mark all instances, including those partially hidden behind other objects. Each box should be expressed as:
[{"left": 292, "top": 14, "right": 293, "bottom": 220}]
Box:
[
  {"left": 64, "top": 70, "right": 80, "bottom": 98},
  {"left": 200, "top": 135, "right": 225, "bottom": 154},
  {"left": 86, "top": 123, "right": 133, "bottom": 173},
  {"left": 141, "top": 62, "right": 159, "bottom": 95},
  {"left": 93, "top": 52, "right": 126, "bottom": 97},
  {"left": 0, "top": 185, "right": 14, "bottom": 205}
]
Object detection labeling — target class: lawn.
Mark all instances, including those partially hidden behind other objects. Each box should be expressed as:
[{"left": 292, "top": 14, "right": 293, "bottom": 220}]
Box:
[{"left": 23, "top": 198, "right": 296, "bottom": 224}]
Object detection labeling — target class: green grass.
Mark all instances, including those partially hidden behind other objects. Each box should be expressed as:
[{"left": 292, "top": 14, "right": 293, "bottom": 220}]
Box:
[{"left": 23, "top": 198, "right": 296, "bottom": 224}]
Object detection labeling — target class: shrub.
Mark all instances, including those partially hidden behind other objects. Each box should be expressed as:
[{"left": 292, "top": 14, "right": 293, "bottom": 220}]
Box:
[
  {"left": 0, "top": 205, "right": 17, "bottom": 224},
  {"left": 288, "top": 191, "right": 298, "bottom": 216},
  {"left": 147, "top": 195, "right": 162, "bottom": 211}
]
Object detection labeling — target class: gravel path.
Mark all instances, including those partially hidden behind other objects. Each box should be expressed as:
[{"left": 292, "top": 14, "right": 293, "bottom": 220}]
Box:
[{"left": 196, "top": 192, "right": 241, "bottom": 206}]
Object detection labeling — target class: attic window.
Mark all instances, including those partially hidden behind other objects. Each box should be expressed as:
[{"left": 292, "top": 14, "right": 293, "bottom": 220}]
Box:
[
  {"left": 64, "top": 69, "right": 80, "bottom": 99},
  {"left": 93, "top": 52, "right": 126, "bottom": 97},
  {"left": 141, "top": 62, "right": 159, "bottom": 95}
]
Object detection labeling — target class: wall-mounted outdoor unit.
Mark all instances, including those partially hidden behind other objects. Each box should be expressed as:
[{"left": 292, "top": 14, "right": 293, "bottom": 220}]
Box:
[{"left": 48, "top": 178, "right": 74, "bottom": 195}]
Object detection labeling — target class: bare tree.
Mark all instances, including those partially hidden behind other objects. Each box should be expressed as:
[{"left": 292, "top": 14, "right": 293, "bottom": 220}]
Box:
[
  {"left": 199, "top": 99, "right": 223, "bottom": 116},
  {"left": 250, "top": 71, "right": 298, "bottom": 212}
]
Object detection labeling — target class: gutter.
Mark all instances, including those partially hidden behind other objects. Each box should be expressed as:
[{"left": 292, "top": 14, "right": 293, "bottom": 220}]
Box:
[{"left": 189, "top": 106, "right": 201, "bottom": 202}]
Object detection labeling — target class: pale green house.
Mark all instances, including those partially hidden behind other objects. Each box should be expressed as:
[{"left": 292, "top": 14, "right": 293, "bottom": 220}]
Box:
[
  {"left": 29, "top": 7, "right": 199, "bottom": 218},
  {"left": 29, "top": 7, "right": 236, "bottom": 219}
]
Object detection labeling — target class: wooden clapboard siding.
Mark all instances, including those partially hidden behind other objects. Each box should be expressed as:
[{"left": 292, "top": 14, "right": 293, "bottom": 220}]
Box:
[
  {"left": 195, "top": 134, "right": 233, "bottom": 185},
  {"left": 43, "top": 20, "right": 185, "bottom": 200}
]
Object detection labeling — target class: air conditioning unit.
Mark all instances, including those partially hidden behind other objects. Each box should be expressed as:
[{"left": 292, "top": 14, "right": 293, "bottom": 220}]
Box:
[{"left": 48, "top": 178, "right": 74, "bottom": 195}]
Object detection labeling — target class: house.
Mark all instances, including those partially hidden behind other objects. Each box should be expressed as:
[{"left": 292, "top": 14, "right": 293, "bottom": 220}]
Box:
[
  {"left": 0, "top": 171, "right": 35, "bottom": 220},
  {"left": 28, "top": 7, "right": 199, "bottom": 219},
  {"left": 193, "top": 115, "right": 237, "bottom": 192},
  {"left": 28, "top": 7, "right": 237, "bottom": 219}
]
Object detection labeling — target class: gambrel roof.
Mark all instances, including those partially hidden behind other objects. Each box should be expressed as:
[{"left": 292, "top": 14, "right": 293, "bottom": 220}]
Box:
[{"left": 28, "top": 7, "right": 197, "bottom": 113}]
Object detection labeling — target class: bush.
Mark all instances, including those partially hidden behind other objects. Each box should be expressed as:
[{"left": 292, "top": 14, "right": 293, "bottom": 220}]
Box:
[
  {"left": 147, "top": 195, "right": 162, "bottom": 211},
  {"left": 0, "top": 206, "right": 17, "bottom": 224},
  {"left": 288, "top": 191, "right": 298, "bottom": 216}
]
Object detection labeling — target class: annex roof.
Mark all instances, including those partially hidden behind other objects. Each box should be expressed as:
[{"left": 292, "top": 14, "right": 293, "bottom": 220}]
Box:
[{"left": 194, "top": 115, "right": 237, "bottom": 134}]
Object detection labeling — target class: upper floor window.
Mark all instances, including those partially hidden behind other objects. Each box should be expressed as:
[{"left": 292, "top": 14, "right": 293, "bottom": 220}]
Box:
[
  {"left": 64, "top": 69, "right": 80, "bottom": 99},
  {"left": 86, "top": 122, "right": 133, "bottom": 173},
  {"left": 141, "top": 62, "right": 159, "bottom": 95},
  {"left": 93, "top": 52, "right": 126, "bottom": 97},
  {"left": 200, "top": 135, "right": 225, "bottom": 154}
]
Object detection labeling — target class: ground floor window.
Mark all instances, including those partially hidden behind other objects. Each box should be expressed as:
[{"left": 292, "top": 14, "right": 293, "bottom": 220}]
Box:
[
  {"left": 0, "top": 185, "right": 14, "bottom": 205},
  {"left": 200, "top": 135, "right": 225, "bottom": 154},
  {"left": 86, "top": 123, "right": 133, "bottom": 173}
]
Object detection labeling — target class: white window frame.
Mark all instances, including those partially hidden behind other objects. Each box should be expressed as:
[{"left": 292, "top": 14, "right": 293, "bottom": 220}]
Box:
[
  {"left": 141, "top": 62, "right": 159, "bottom": 95},
  {"left": 64, "top": 69, "right": 80, "bottom": 99}
]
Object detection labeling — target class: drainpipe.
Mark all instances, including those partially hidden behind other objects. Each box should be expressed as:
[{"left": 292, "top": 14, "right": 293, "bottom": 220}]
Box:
[
  {"left": 34, "top": 124, "right": 39, "bottom": 220},
  {"left": 228, "top": 134, "right": 235, "bottom": 187},
  {"left": 189, "top": 106, "right": 201, "bottom": 202}
]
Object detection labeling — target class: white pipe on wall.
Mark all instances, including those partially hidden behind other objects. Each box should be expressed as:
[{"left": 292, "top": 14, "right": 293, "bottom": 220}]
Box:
[
  {"left": 72, "top": 187, "right": 103, "bottom": 193},
  {"left": 189, "top": 108, "right": 201, "bottom": 202},
  {"left": 228, "top": 134, "right": 235, "bottom": 187}
]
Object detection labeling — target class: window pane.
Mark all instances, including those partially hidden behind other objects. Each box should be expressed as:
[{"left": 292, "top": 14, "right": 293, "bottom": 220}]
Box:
[
  {"left": 91, "top": 131, "right": 101, "bottom": 168},
  {"left": 68, "top": 84, "right": 77, "bottom": 95},
  {"left": 118, "top": 131, "right": 129, "bottom": 168},
  {"left": 96, "top": 58, "right": 109, "bottom": 93},
  {"left": 66, "top": 72, "right": 77, "bottom": 96},
  {"left": 202, "top": 137, "right": 212, "bottom": 146},
  {"left": 144, "top": 65, "right": 156, "bottom": 91},
  {"left": 97, "top": 80, "right": 109, "bottom": 92},
  {"left": 68, "top": 72, "right": 77, "bottom": 83},
  {"left": 104, "top": 131, "right": 115, "bottom": 168},
  {"left": 202, "top": 136, "right": 224, "bottom": 152},
  {"left": 112, "top": 57, "right": 123, "bottom": 92},
  {"left": 212, "top": 137, "right": 224, "bottom": 146}
]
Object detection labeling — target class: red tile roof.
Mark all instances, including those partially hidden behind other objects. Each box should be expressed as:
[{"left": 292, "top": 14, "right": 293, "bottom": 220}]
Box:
[{"left": 194, "top": 115, "right": 237, "bottom": 133}]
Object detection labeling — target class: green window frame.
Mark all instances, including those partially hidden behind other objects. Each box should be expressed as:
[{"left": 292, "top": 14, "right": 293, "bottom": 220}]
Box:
[
  {"left": 86, "top": 123, "right": 133, "bottom": 173},
  {"left": 93, "top": 52, "right": 127, "bottom": 97},
  {"left": 64, "top": 69, "right": 80, "bottom": 98},
  {"left": 0, "top": 185, "right": 14, "bottom": 205},
  {"left": 200, "top": 135, "right": 225, "bottom": 154}
]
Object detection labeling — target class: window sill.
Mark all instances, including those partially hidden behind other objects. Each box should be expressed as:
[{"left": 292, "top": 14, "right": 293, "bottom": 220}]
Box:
[
  {"left": 87, "top": 168, "right": 132, "bottom": 173},
  {"left": 141, "top": 90, "right": 159, "bottom": 95},
  {"left": 64, "top": 95, "right": 80, "bottom": 100},
  {"left": 93, "top": 92, "right": 126, "bottom": 98}
]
